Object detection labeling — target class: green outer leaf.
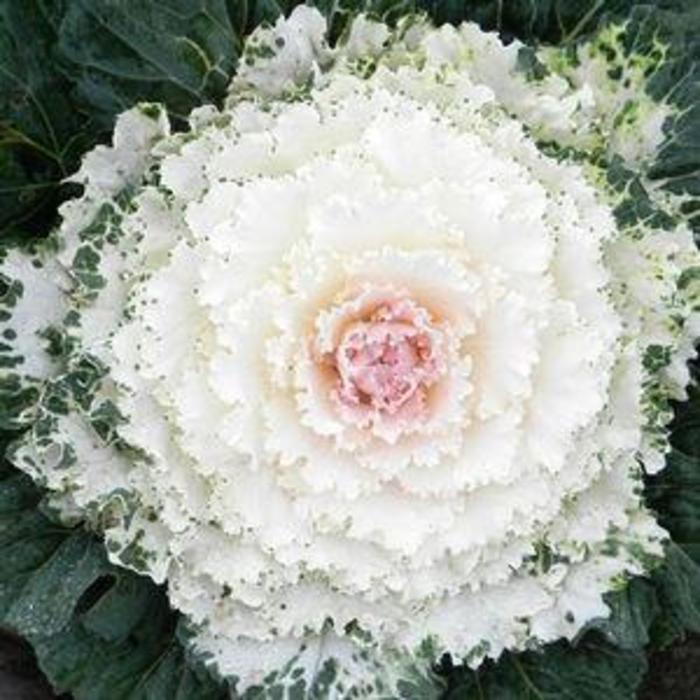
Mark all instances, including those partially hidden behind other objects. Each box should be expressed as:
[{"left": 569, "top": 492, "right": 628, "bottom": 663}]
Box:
[
  {"left": 0, "top": 0, "right": 90, "bottom": 239},
  {"left": 4, "top": 533, "right": 109, "bottom": 637},
  {"left": 0, "top": 0, "right": 243, "bottom": 241},
  {"left": 648, "top": 544, "right": 700, "bottom": 648},
  {"left": 596, "top": 578, "right": 661, "bottom": 650},
  {"left": 441, "top": 639, "right": 647, "bottom": 700},
  {"left": 414, "top": 0, "right": 635, "bottom": 43},
  {"left": 2, "top": 0, "right": 695, "bottom": 241},
  {"left": 645, "top": 361, "right": 700, "bottom": 649},
  {"left": 437, "top": 549, "right": 700, "bottom": 699},
  {"left": 58, "top": 0, "right": 240, "bottom": 126},
  {"left": 0, "top": 457, "right": 230, "bottom": 700},
  {"left": 647, "top": 450, "right": 700, "bottom": 564}
]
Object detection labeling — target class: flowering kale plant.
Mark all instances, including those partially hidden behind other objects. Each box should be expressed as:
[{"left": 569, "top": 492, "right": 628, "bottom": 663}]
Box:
[{"left": 1, "top": 1, "right": 700, "bottom": 698}]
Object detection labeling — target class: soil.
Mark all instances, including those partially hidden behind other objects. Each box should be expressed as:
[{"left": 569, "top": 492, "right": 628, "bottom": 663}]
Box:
[
  {"left": 639, "top": 633, "right": 700, "bottom": 700},
  {"left": 0, "top": 630, "right": 63, "bottom": 700}
]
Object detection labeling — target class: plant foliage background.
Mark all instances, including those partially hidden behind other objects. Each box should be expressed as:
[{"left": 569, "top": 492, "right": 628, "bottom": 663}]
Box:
[{"left": 0, "top": 0, "right": 699, "bottom": 698}]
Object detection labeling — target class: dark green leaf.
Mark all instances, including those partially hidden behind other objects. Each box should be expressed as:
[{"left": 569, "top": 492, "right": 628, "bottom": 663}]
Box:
[
  {"left": 0, "top": 0, "right": 244, "bottom": 242},
  {"left": 0, "top": 0, "right": 92, "bottom": 238},
  {"left": 647, "top": 451, "right": 700, "bottom": 565},
  {"left": 441, "top": 636, "right": 647, "bottom": 700},
  {"left": 0, "top": 457, "right": 230, "bottom": 700},
  {"left": 5, "top": 533, "right": 109, "bottom": 637},
  {"left": 595, "top": 578, "right": 661, "bottom": 650},
  {"left": 58, "top": 0, "right": 241, "bottom": 127},
  {"left": 648, "top": 544, "right": 700, "bottom": 647}
]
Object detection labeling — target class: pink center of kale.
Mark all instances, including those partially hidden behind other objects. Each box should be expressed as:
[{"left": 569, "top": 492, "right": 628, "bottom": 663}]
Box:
[{"left": 332, "top": 299, "right": 445, "bottom": 422}]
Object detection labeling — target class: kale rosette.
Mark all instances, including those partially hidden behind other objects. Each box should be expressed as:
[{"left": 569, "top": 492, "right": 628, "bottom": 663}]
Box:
[{"left": 1, "top": 4, "right": 699, "bottom": 697}]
